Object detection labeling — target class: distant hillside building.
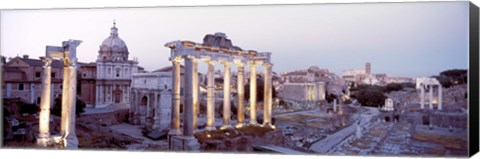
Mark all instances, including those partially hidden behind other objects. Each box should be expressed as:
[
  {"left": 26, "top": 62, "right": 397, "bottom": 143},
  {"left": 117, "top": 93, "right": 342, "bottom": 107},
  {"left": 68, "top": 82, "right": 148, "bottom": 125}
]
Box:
[
  {"left": 343, "top": 62, "right": 413, "bottom": 86},
  {"left": 278, "top": 66, "right": 347, "bottom": 102}
]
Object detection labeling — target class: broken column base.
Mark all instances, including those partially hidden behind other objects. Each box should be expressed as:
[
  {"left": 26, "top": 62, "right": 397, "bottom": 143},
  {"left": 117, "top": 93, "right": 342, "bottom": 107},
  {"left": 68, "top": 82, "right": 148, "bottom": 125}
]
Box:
[
  {"left": 170, "top": 135, "right": 200, "bottom": 151},
  {"left": 36, "top": 135, "right": 64, "bottom": 148}
]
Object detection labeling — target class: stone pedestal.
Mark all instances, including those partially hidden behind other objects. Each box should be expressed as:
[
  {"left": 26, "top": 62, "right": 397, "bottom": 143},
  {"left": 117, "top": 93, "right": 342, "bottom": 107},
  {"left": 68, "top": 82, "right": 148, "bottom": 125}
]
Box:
[{"left": 170, "top": 135, "right": 200, "bottom": 151}]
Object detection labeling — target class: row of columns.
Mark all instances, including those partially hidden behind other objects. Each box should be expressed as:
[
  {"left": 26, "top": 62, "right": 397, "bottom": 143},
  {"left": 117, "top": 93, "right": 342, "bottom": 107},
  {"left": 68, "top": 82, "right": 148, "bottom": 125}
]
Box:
[
  {"left": 170, "top": 56, "right": 274, "bottom": 137},
  {"left": 419, "top": 84, "right": 443, "bottom": 110}
]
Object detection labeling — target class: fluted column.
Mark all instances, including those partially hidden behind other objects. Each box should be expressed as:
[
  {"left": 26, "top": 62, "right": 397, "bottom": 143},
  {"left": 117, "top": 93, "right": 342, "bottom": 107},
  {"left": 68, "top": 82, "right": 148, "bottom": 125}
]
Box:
[
  {"left": 37, "top": 57, "right": 52, "bottom": 147},
  {"left": 170, "top": 58, "right": 181, "bottom": 134},
  {"left": 236, "top": 62, "right": 245, "bottom": 127},
  {"left": 221, "top": 61, "right": 232, "bottom": 129},
  {"left": 192, "top": 59, "right": 199, "bottom": 131},
  {"left": 206, "top": 60, "right": 216, "bottom": 130},
  {"left": 183, "top": 56, "right": 194, "bottom": 136},
  {"left": 438, "top": 85, "right": 442, "bottom": 110},
  {"left": 420, "top": 85, "right": 425, "bottom": 109},
  {"left": 249, "top": 62, "right": 258, "bottom": 125},
  {"left": 429, "top": 84, "right": 433, "bottom": 110},
  {"left": 263, "top": 63, "right": 273, "bottom": 127}
]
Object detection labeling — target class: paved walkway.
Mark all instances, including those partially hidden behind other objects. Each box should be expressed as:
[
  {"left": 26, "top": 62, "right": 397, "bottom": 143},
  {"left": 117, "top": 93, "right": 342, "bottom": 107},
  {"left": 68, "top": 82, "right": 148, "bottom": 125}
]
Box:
[
  {"left": 309, "top": 107, "right": 379, "bottom": 153},
  {"left": 83, "top": 104, "right": 129, "bottom": 115}
]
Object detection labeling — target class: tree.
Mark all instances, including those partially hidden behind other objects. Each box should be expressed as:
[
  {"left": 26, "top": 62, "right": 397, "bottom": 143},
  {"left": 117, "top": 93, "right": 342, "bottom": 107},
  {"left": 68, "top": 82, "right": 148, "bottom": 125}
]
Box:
[
  {"left": 244, "top": 78, "right": 277, "bottom": 102},
  {"left": 350, "top": 84, "right": 387, "bottom": 107},
  {"left": 354, "top": 89, "right": 386, "bottom": 107},
  {"left": 385, "top": 83, "right": 403, "bottom": 93},
  {"left": 51, "top": 95, "right": 86, "bottom": 116}
]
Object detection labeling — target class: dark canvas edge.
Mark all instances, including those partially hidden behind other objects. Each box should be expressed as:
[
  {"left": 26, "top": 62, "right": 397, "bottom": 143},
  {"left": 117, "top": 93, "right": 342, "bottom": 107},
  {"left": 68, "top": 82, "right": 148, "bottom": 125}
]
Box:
[{"left": 469, "top": 1, "right": 479, "bottom": 157}]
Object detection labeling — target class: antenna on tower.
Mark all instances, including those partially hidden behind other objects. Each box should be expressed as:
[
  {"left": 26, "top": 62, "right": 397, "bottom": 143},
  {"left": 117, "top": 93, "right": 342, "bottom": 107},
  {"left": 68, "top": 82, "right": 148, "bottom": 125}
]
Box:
[{"left": 113, "top": 19, "right": 116, "bottom": 27}]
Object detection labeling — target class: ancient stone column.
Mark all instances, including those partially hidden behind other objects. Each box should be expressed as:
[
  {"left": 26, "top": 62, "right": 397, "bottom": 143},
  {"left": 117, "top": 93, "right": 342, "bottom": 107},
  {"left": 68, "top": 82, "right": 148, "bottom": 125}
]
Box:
[
  {"left": 249, "top": 62, "right": 258, "bottom": 125},
  {"left": 192, "top": 59, "right": 199, "bottom": 130},
  {"left": 236, "top": 62, "right": 245, "bottom": 127},
  {"left": 37, "top": 57, "right": 52, "bottom": 147},
  {"left": 60, "top": 56, "right": 78, "bottom": 149},
  {"left": 153, "top": 93, "right": 160, "bottom": 130},
  {"left": 263, "top": 63, "right": 273, "bottom": 127},
  {"left": 183, "top": 56, "right": 194, "bottom": 136},
  {"left": 438, "top": 85, "right": 442, "bottom": 110},
  {"left": 420, "top": 85, "right": 425, "bottom": 109},
  {"left": 170, "top": 58, "right": 181, "bottom": 134},
  {"left": 221, "top": 61, "right": 232, "bottom": 129},
  {"left": 206, "top": 60, "right": 215, "bottom": 130},
  {"left": 429, "top": 84, "right": 433, "bottom": 110},
  {"left": 333, "top": 99, "right": 337, "bottom": 112}
]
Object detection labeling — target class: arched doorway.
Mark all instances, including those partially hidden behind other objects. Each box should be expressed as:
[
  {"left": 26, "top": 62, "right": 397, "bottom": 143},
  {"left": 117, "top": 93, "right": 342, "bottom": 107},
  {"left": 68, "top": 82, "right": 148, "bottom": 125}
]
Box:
[{"left": 114, "top": 89, "right": 122, "bottom": 103}]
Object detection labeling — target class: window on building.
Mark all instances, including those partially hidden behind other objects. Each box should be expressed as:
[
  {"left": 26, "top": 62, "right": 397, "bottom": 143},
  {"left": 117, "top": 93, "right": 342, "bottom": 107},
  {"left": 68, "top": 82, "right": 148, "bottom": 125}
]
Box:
[
  {"left": 180, "top": 88, "right": 184, "bottom": 96},
  {"left": 35, "top": 72, "right": 41, "bottom": 78},
  {"left": 19, "top": 83, "right": 24, "bottom": 91},
  {"left": 60, "top": 84, "right": 62, "bottom": 89},
  {"left": 51, "top": 73, "right": 56, "bottom": 78},
  {"left": 116, "top": 69, "right": 120, "bottom": 77},
  {"left": 107, "top": 68, "right": 111, "bottom": 74}
]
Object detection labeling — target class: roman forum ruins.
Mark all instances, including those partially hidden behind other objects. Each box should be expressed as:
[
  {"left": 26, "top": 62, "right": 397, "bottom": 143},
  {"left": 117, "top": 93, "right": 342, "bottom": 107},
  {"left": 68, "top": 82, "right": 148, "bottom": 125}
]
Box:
[
  {"left": 165, "top": 33, "right": 274, "bottom": 150},
  {"left": 37, "top": 40, "right": 82, "bottom": 149},
  {"left": 416, "top": 77, "right": 443, "bottom": 110}
]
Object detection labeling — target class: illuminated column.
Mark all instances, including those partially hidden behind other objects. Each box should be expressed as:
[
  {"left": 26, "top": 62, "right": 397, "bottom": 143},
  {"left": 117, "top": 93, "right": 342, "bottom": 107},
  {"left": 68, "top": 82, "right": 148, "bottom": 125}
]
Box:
[
  {"left": 206, "top": 60, "right": 216, "bottom": 130},
  {"left": 236, "top": 62, "right": 245, "bottom": 127},
  {"left": 60, "top": 57, "right": 78, "bottom": 149},
  {"left": 249, "top": 62, "right": 258, "bottom": 125},
  {"left": 170, "top": 58, "right": 181, "bottom": 134},
  {"left": 438, "top": 85, "right": 442, "bottom": 110},
  {"left": 192, "top": 59, "right": 199, "bottom": 130},
  {"left": 221, "top": 61, "right": 232, "bottom": 129},
  {"left": 183, "top": 56, "right": 194, "bottom": 136},
  {"left": 263, "top": 63, "right": 273, "bottom": 127},
  {"left": 420, "top": 85, "right": 425, "bottom": 109},
  {"left": 37, "top": 57, "right": 52, "bottom": 147},
  {"left": 429, "top": 84, "right": 433, "bottom": 110}
]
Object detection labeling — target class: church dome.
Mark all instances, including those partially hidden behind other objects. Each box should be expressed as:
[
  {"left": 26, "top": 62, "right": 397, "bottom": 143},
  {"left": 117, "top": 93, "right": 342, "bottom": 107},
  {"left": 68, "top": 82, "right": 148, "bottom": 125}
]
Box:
[{"left": 98, "top": 22, "right": 129, "bottom": 61}]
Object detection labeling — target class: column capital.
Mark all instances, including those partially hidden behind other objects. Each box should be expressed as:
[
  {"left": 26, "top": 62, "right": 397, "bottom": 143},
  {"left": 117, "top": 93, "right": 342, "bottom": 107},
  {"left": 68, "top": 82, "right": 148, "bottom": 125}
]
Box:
[
  {"left": 248, "top": 61, "right": 256, "bottom": 66},
  {"left": 205, "top": 59, "right": 215, "bottom": 65},
  {"left": 171, "top": 56, "right": 183, "bottom": 63},
  {"left": 263, "top": 63, "right": 273, "bottom": 67},
  {"left": 40, "top": 57, "right": 53, "bottom": 67},
  {"left": 183, "top": 55, "right": 198, "bottom": 61},
  {"left": 220, "top": 60, "right": 230, "bottom": 66},
  {"left": 234, "top": 61, "right": 245, "bottom": 67}
]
